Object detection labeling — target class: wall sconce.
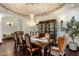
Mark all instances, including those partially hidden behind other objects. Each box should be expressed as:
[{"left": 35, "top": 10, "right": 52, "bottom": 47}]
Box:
[
  {"left": 61, "top": 20, "right": 63, "bottom": 31},
  {"left": 6, "top": 21, "right": 13, "bottom": 26},
  {"left": 59, "top": 15, "right": 65, "bottom": 31}
]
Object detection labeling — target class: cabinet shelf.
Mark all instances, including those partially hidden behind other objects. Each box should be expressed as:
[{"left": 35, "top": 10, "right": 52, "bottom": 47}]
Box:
[{"left": 37, "top": 19, "right": 57, "bottom": 43}]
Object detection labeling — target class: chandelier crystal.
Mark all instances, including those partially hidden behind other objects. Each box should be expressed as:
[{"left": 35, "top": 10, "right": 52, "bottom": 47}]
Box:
[{"left": 27, "top": 14, "right": 38, "bottom": 26}]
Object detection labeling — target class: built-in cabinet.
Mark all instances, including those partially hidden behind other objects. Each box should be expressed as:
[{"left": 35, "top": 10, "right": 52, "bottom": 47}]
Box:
[{"left": 37, "top": 19, "right": 57, "bottom": 43}]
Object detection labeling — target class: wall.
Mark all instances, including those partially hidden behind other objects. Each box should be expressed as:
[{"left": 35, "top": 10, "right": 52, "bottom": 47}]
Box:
[
  {"left": 1, "top": 16, "right": 38, "bottom": 35},
  {"left": 2, "top": 16, "right": 23, "bottom": 34},
  {"left": 0, "top": 14, "right": 3, "bottom": 43},
  {"left": 22, "top": 19, "right": 38, "bottom": 34}
]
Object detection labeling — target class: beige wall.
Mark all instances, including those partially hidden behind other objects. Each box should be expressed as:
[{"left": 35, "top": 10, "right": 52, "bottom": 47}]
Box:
[
  {"left": 22, "top": 19, "right": 38, "bottom": 34},
  {"left": 0, "top": 14, "right": 3, "bottom": 42},
  {"left": 1, "top": 15, "right": 24, "bottom": 35}
]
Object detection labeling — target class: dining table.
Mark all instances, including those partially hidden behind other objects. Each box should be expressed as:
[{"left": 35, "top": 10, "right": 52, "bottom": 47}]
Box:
[{"left": 31, "top": 38, "right": 54, "bottom": 56}]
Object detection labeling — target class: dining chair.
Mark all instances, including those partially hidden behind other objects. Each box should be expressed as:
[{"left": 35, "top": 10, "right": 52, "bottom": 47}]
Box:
[
  {"left": 47, "top": 35, "right": 67, "bottom": 56},
  {"left": 24, "top": 33, "right": 40, "bottom": 56},
  {"left": 14, "top": 31, "right": 24, "bottom": 53}
]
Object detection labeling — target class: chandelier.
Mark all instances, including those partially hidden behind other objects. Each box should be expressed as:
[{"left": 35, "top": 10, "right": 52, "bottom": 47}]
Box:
[{"left": 27, "top": 14, "right": 38, "bottom": 26}]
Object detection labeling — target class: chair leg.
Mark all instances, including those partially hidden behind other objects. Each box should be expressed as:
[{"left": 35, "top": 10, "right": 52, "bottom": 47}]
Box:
[
  {"left": 31, "top": 52, "right": 32, "bottom": 56},
  {"left": 23, "top": 46, "right": 27, "bottom": 56}
]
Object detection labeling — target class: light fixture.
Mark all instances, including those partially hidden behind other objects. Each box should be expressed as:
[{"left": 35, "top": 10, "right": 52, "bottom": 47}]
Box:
[
  {"left": 58, "top": 15, "right": 66, "bottom": 31},
  {"left": 61, "top": 20, "right": 63, "bottom": 31},
  {"left": 6, "top": 21, "right": 13, "bottom": 26},
  {"left": 58, "top": 15, "right": 66, "bottom": 22},
  {"left": 27, "top": 14, "right": 38, "bottom": 26}
]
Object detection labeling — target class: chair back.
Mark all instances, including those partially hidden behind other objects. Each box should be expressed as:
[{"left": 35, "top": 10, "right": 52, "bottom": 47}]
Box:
[
  {"left": 25, "top": 33, "right": 31, "bottom": 47},
  {"left": 14, "top": 31, "right": 24, "bottom": 43},
  {"left": 14, "top": 32, "right": 19, "bottom": 43},
  {"left": 58, "top": 36, "right": 66, "bottom": 52}
]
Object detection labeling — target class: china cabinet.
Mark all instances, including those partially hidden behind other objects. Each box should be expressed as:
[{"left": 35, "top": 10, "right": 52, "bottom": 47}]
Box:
[{"left": 37, "top": 19, "right": 57, "bottom": 43}]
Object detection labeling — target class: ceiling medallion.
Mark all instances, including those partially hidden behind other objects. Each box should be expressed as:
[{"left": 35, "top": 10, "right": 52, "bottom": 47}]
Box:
[{"left": 0, "top": 3, "right": 65, "bottom": 17}]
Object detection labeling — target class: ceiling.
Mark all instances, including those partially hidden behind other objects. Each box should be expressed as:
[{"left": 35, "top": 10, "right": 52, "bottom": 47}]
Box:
[{"left": 0, "top": 3, "right": 65, "bottom": 17}]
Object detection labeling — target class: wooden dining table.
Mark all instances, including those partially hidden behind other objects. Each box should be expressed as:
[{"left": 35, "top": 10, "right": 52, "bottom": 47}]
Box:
[{"left": 31, "top": 39, "right": 54, "bottom": 56}]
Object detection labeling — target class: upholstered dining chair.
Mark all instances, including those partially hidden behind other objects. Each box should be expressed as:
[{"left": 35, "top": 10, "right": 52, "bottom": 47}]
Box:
[
  {"left": 47, "top": 35, "right": 67, "bottom": 56},
  {"left": 24, "top": 33, "right": 40, "bottom": 56},
  {"left": 14, "top": 31, "right": 24, "bottom": 52}
]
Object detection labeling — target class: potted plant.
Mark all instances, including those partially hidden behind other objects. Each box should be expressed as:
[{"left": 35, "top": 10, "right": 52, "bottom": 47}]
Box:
[{"left": 64, "top": 16, "right": 79, "bottom": 50}]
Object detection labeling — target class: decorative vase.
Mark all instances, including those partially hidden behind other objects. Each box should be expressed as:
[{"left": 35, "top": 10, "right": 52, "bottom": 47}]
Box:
[{"left": 69, "top": 41, "right": 77, "bottom": 51}]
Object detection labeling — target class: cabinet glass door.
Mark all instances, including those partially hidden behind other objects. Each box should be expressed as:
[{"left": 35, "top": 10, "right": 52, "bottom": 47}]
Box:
[
  {"left": 50, "top": 22, "right": 54, "bottom": 31},
  {"left": 47, "top": 23, "right": 50, "bottom": 32}
]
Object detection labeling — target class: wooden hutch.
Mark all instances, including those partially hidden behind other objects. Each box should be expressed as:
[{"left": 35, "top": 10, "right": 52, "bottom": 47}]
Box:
[{"left": 37, "top": 19, "right": 57, "bottom": 43}]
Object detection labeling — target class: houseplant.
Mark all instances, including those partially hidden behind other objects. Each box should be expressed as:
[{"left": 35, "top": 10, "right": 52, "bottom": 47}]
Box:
[{"left": 64, "top": 16, "right": 79, "bottom": 50}]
